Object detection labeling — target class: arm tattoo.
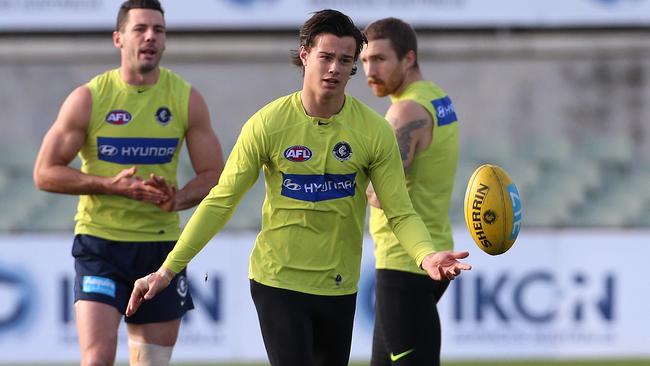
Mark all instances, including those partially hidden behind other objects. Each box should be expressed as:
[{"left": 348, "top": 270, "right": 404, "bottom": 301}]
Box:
[{"left": 393, "top": 118, "right": 428, "bottom": 166}]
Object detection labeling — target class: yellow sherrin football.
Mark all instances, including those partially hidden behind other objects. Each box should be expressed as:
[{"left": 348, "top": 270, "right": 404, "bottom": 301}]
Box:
[{"left": 464, "top": 164, "right": 522, "bottom": 255}]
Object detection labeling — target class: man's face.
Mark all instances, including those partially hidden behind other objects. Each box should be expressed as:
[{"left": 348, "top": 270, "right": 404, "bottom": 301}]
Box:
[
  {"left": 113, "top": 8, "right": 166, "bottom": 74},
  {"left": 360, "top": 38, "right": 406, "bottom": 97},
  {"left": 300, "top": 33, "right": 357, "bottom": 99}
]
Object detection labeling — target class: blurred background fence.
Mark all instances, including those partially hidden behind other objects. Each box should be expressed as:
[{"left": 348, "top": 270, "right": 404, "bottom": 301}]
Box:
[{"left": 3, "top": 29, "right": 650, "bottom": 231}]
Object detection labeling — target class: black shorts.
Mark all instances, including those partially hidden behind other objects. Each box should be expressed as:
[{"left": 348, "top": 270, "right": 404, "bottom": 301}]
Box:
[
  {"left": 371, "top": 269, "right": 450, "bottom": 366},
  {"left": 250, "top": 280, "right": 357, "bottom": 366},
  {"left": 72, "top": 234, "right": 194, "bottom": 324}
]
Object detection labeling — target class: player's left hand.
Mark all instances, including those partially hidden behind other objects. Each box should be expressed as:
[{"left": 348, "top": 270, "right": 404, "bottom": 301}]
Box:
[
  {"left": 366, "top": 184, "right": 381, "bottom": 208},
  {"left": 126, "top": 268, "right": 174, "bottom": 317},
  {"left": 145, "top": 174, "right": 177, "bottom": 212},
  {"left": 421, "top": 251, "right": 472, "bottom": 281}
]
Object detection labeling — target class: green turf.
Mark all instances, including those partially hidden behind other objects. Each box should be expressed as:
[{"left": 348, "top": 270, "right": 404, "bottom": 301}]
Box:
[
  {"left": 174, "top": 361, "right": 650, "bottom": 366},
  {"left": 146, "top": 360, "right": 650, "bottom": 366},
  {"left": 440, "top": 361, "right": 650, "bottom": 366},
  {"left": 197, "top": 361, "right": 650, "bottom": 366},
  {"left": 220, "top": 360, "right": 650, "bottom": 366},
  {"left": 5, "top": 360, "right": 650, "bottom": 366}
]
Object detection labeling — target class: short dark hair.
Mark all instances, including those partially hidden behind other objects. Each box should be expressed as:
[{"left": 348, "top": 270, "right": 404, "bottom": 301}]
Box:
[
  {"left": 291, "top": 9, "right": 367, "bottom": 75},
  {"left": 364, "top": 17, "right": 419, "bottom": 69},
  {"left": 116, "top": 0, "right": 165, "bottom": 32}
]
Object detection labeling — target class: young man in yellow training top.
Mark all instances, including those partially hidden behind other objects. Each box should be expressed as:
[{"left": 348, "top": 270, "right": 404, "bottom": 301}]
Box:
[
  {"left": 33, "top": 1, "right": 225, "bottom": 365},
  {"left": 126, "top": 9, "right": 471, "bottom": 366},
  {"left": 361, "top": 17, "right": 460, "bottom": 366}
]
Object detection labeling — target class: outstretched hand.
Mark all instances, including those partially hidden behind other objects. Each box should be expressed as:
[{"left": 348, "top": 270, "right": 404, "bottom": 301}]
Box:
[
  {"left": 126, "top": 269, "right": 174, "bottom": 317},
  {"left": 421, "top": 251, "right": 472, "bottom": 281}
]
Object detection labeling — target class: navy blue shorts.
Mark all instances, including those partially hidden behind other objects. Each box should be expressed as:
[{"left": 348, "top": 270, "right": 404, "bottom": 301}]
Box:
[{"left": 72, "top": 234, "right": 194, "bottom": 324}]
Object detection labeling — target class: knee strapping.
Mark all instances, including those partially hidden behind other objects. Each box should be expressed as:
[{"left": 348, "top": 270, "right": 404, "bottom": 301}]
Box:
[{"left": 128, "top": 339, "right": 173, "bottom": 366}]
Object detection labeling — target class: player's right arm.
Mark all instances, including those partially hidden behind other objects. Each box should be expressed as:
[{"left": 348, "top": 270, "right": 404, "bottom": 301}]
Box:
[
  {"left": 33, "top": 86, "right": 168, "bottom": 203},
  {"left": 366, "top": 100, "right": 432, "bottom": 209},
  {"left": 127, "top": 111, "right": 267, "bottom": 316},
  {"left": 385, "top": 99, "right": 433, "bottom": 172},
  {"left": 369, "top": 118, "right": 470, "bottom": 280}
]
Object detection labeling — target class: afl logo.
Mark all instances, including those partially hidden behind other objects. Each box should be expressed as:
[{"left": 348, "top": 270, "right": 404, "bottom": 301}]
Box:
[
  {"left": 155, "top": 107, "right": 173, "bottom": 126},
  {"left": 105, "top": 110, "right": 132, "bottom": 125},
  {"left": 98, "top": 145, "right": 118, "bottom": 156},
  {"left": 284, "top": 145, "right": 312, "bottom": 162},
  {"left": 332, "top": 141, "right": 352, "bottom": 161}
]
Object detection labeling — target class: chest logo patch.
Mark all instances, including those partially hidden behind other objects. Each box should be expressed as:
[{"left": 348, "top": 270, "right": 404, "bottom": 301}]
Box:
[
  {"left": 155, "top": 107, "right": 173, "bottom": 126},
  {"left": 97, "top": 137, "right": 179, "bottom": 165},
  {"left": 284, "top": 145, "right": 313, "bottom": 162},
  {"left": 332, "top": 141, "right": 352, "bottom": 161},
  {"left": 281, "top": 172, "right": 356, "bottom": 202},
  {"left": 105, "top": 110, "right": 132, "bottom": 125}
]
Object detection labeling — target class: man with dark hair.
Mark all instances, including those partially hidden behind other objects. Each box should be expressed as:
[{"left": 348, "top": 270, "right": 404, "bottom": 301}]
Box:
[
  {"left": 361, "top": 17, "right": 460, "bottom": 366},
  {"left": 33, "top": 0, "right": 224, "bottom": 365},
  {"left": 126, "top": 9, "right": 470, "bottom": 366}
]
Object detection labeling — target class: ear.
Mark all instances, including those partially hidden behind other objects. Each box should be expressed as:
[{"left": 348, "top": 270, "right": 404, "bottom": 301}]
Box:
[
  {"left": 299, "top": 46, "right": 309, "bottom": 66},
  {"left": 112, "top": 31, "right": 122, "bottom": 49},
  {"left": 404, "top": 50, "right": 417, "bottom": 69}
]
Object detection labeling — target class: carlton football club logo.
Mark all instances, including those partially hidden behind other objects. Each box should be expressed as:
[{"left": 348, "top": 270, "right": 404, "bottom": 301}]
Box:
[
  {"left": 176, "top": 275, "right": 188, "bottom": 298},
  {"left": 332, "top": 141, "right": 352, "bottom": 161},
  {"left": 284, "top": 145, "right": 312, "bottom": 162},
  {"left": 105, "top": 110, "right": 132, "bottom": 125},
  {"left": 155, "top": 107, "right": 173, "bottom": 126}
]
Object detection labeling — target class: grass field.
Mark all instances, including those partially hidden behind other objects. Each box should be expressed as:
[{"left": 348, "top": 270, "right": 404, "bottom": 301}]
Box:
[
  {"left": 54, "top": 360, "right": 650, "bottom": 366},
  {"left": 439, "top": 361, "right": 650, "bottom": 366},
  {"left": 181, "top": 362, "right": 650, "bottom": 366},
  {"left": 8, "top": 360, "right": 650, "bottom": 366},
  {"left": 160, "top": 361, "right": 648, "bottom": 366}
]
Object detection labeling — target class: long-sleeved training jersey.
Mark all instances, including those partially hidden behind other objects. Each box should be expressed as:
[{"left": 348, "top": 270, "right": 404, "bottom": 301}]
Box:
[{"left": 163, "top": 91, "right": 435, "bottom": 295}]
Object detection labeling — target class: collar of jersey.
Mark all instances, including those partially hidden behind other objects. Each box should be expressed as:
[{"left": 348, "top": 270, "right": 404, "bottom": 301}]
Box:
[
  {"left": 113, "top": 68, "right": 162, "bottom": 94},
  {"left": 294, "top": 91, "right": 348, "bottom": 126}
]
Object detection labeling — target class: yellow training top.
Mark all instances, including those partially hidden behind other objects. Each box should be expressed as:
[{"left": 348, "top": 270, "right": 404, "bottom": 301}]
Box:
[
  {"left": 75, "top": 68, "right": 190, "bottom": 241},
  {"left": 370, "top": 80, "right": 459, "bottom": 275},
  {"left": 163, "top": 91, "right": 435, "bottom": 295}
]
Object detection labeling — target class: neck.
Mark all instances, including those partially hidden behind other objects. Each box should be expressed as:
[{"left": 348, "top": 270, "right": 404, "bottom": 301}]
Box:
[
  {"left": 392, "top": 68, "right": 423, "bottom": 98},
  {"left": 300, "top": 89, "right": 345, "bottom": 119},
  {"left": 119, "top": 65, "right": 160, "bottom": 86}
]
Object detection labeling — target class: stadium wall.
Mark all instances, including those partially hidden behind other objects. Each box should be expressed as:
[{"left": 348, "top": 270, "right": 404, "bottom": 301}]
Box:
[{"left": 0, "top": 230, "right": 649, "bottom": 364}]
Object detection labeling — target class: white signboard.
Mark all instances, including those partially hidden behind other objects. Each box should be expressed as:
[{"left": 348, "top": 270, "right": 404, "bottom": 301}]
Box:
[
  {"left": 1, "top": 0, "right": 650, "bottom": 31},
  {"left": 0, "top": 230, "right": 649, "bottom": 363}
]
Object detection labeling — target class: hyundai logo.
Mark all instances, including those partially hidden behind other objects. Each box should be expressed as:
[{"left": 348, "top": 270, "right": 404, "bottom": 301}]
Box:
[
  {"left": 98, "top": 145, "right": 119, "bottom": 156},
  {"left": 282, "top": 179, "right": 301, "bottom": 191}
]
